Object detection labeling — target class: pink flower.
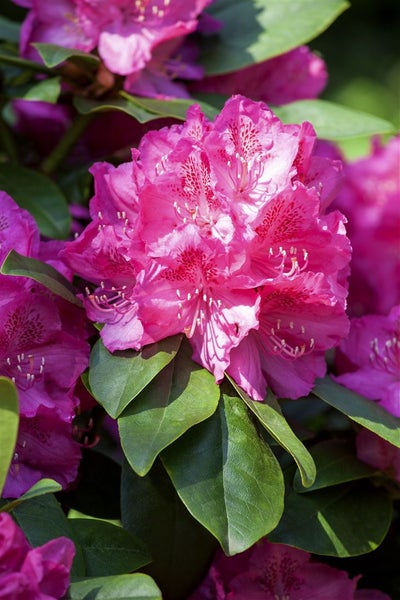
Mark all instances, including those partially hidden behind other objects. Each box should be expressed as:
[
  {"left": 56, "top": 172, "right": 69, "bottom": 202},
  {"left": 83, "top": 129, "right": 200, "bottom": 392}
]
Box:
[
  {"left": 17, "top": 0, "right": 212, "bottom": 98},
  {"left": 190, "top": 539, "right": 390, "bottom": 600},
  {"left": 190, "top": 45, "right": 328, "bottom": 106},
  {"left": 334, "top": 306, "right": 400, "bottom": 416},
  {"left": 0, "top": 194, "right": 90, "bottom": 497},
  {"left": 63, "top": 95, "right": 350, "bottom": 399},
  {"left": 356, "top": 428, "right": 400, "bottom": 483},
  {"left": 0, "top": 512, "right": 74, "bottom": 600},
  {"left": 332, "top": 136, "right": 400, "bottom": 316}
]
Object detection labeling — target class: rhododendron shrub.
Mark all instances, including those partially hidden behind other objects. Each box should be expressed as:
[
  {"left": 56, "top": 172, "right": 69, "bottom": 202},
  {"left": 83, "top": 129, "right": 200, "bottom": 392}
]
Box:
[
  {"left": 1, "top": 1, "right": 400, "bottom": 598},
  {"left": 0, "top": 512, "right": 75, "bottom": 600},
  {"left": 0, "top": 193, "right": 89, "bottom": 498},
  {"left": 62, "top": 95, "right": 351, "bottom": 400}
]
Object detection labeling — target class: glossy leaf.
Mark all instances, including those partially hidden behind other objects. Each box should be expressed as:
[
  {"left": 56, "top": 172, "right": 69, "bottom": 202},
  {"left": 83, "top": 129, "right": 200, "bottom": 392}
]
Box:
[
  {"left": 162, "top": 386, "right": 284, "bottom": 555},
  {"left": 1, "top": 250, "right": 82, "bottom": 307},
  {"left": 89, "top": 336, "right": 182, "bottom": 419},
  {"left": 69, "top": 574, "right": 162, "bottom": 600},
  {"left": 269, "top": 475, "right": 392, "bottom": 557},
  {"left": 119, "top": 341, "right": 220, "bottom": 475},
  {"left": 33, "top": 42, "right": 100, "bottom": 68},
  {"left": 12, "top": 494, "right": 86, "bottom": 577},
  {"left": 21, "top": 76, "right": 61, "bottom": 103},
  {"left": 0, "top": 377, "right": 19, "bottom": 497},
  {"left": 228, "top": 375, "right": 316, "bottom": 488},
  {"left": 0, "top": 164, "right": 70, "bottom": 238},
  {"left": 68, "top": 519, "right": 150, "bottom": 577},
  {"left": 274, "top": 99, "right": 395, "bottom": 140},
  {"left": 313, "top": 377, "right": 400, "bottom": 448},
  {"left": 200, "top": 0, "right": 349, "bottom": 74},
  {"left": 121, "top": 459, "right": 217, "bottom": 600},
  {"left": 293, "top": 439, "right": 376, "bottom": 492},
  {"left": 74, "top": 93, "right": 218, "bottom": 123},
  {"left": 2, "top": 479, "right": 62, "bottom": 513}
]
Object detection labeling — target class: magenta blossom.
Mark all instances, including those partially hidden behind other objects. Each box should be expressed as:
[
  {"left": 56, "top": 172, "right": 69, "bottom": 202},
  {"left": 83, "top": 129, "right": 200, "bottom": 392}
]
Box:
[
  {"left": 0, "top": 193, "right": 90, "bottom": 497},
  {"left": 190, "top": 45, "right": 328, "bottom": 106},
  {"left": 334, "top": 305, "right": 400, "bottom": 416},
  {"left": 189, "top": 539, "right": 390, "bottom": 600},
  {"left": 0, "top": 512, "right": 74, "bottom": 600},
  {"left": 332, "top": 136, "right": 400, "bottom": 316},
  {"left": 63, "top": 95, "right": 350, "bottom": 400},
  {"left": 17, "top": 0, "right": 213, "bottom": 98},
  {"left": 356, "top": 428, "right": 400, "bottom": 483}
]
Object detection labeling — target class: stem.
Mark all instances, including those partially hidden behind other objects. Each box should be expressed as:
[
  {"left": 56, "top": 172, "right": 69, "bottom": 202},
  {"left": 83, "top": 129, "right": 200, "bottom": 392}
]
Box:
[{"left": 40, "top": 112, "right": 94, "bottom": 175}]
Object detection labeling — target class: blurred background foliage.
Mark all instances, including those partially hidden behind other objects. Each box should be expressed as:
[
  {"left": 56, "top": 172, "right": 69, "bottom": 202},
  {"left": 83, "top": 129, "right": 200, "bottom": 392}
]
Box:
[{"left": 310, "top": 0, "right": 400, "bottom": 158}]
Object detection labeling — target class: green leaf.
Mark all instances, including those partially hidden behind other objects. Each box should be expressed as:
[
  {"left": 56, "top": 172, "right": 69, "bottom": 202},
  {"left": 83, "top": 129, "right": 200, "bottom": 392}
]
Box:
[
  {"left": 269, "top": 473, "right": 392, "bottom": 557},
  {"left": 21, "top": 76, "right": 61, "bottom": 103},
  {"left": 0, "top": 15, "right": 20, "bottom": 43},
  {"left": 0, "top": 377, "right": 19, "bottom": 497},
  {"left": 121, "top": 459, "right": 217, "bottom": 600},
  {"left": 274, "top": 99, "right": 395, "bottom": 140},
  {"left": 119, "top": 341, "right": 220, "bottom": 475},
  {"left": 74, "top": 93, "right": 219, "bottom": 123},
  {"left": 293, "top": 439, "right": 376, "bottom": 492},
  {"left": 0, "top": 164, "right": 70, "bottom": 238},
  {"left": 69, "top": 574, "right": 162, "bottom": 600},
  {"left": 313, "top": 377, "right": 400, "bottom": 448},
  {"left": 162, "top": 386, "right": 284, "bottom": 555},
  {"left": 1, "top": 250, "right": 82, "bottom": 307},
  {"left": 227, "top": 375, "right": 316, "bottom": 488},
  {"left": 68, "top": 519, "right": 150, "bottom": 577},
  {"left": 12, "top": 494, "right": 86, "bottom": 576},
  {"left": 200, "top": 0, "right": 349, "bottom": 75},
  {"left": 33, "top": 42, "right": 100, "bottom": 69},
  {"left": 2, "top": 479, "right": 62, "bottom": 512},
  {"left": 89, "top": 336, "right": 182, "bottom": 419}
]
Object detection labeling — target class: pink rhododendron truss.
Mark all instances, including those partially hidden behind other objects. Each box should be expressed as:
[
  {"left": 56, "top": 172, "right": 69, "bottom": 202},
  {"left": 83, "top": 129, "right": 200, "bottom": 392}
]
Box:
[{"left": 63, "top": 95, "right": 351, "bottom": 401}]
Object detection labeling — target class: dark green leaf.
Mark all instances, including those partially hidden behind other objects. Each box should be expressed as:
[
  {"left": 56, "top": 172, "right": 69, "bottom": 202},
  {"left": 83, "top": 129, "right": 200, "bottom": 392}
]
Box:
[
  {"left": 69, "top": 574, "right": 162, "bottom": 600},
  {"left": 0, "top": 377, "right": 19, "bottom": 497},
  {"left": 313, "top": 377, "right": 400, "bottom": 448},
  {"left": 162, "top": 386, "right": 284, "bottom": 555},
  {"left": 293, "top": 439, "right": 376, "bottom": 492},
  {"left": 0, "top": 15, "right": 20, "bottom": 43},
  {"left": 228, "top": 375, "right": 316, "bottom": 488},
  {"left": 33, "top": 42, "right": 100, "bottom": 69},
  {"left": 121, "top": 459, "right": 217, "bottom": 600},
  {"left": 69, "top": 519, "right": 150, "bottom": 577},
  {"left": 200, "top": 0, "right": 349, "bottom": 75},
  {"left": 12, "top": 494, "right": 86, "bottom": 576},
  {"left": 0, "top": 164, "right": 70, "bottom": 238},
  {"left": 119, "top": 341, "right": 220, "bottom": 475},
  {"left": 21, "top": 76, "right": 61, "bottom": 103},
  {"left": 274, "top": 99, "right": 395, "bottom": 140},
  {"left": 269, "top": 475, "right": 392, "bottom": 557},
  {"left": 89, "top": 336, "right": 182, "bottom": 419},
  {"left": 1, "top": 250, "right": 82, "bottom": 307}
]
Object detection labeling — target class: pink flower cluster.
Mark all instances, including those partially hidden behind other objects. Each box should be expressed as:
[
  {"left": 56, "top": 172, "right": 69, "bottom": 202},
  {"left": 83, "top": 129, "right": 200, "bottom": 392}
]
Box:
[
  {"left": 0, "top": 192, "right": 89, "bottom": 498},
  {"left": 15, "top": 0, "right": 213, "bottom": 98},
  {"left": 189, "top": 538, "right": 390, "bottom": 600},
  {"left": 63, "top": 95, "right": 350, "bottom": 401},
  {"left": 332, "top": 136, "right": 400, "bottom": 316},
  {"left": 0, "top": 512, "right": 74, "bottom": 600}
]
